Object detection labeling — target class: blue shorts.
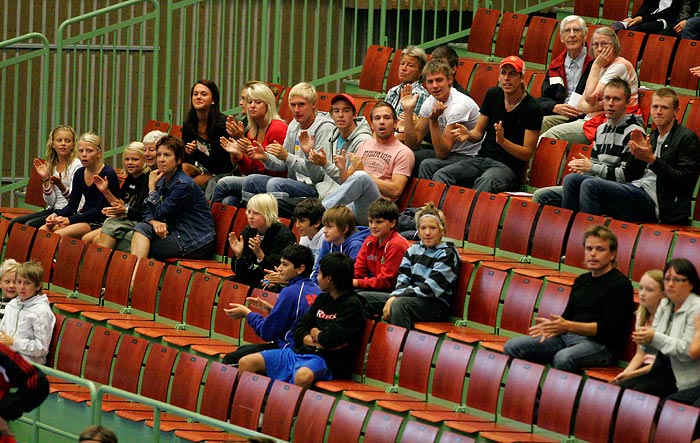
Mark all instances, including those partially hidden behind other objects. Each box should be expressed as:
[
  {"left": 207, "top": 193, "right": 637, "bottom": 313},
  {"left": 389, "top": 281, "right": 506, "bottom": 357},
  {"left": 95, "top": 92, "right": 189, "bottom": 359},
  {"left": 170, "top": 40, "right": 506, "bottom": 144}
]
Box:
[{"left": 261, "top": 348, "right": 332, "bottom": 383}]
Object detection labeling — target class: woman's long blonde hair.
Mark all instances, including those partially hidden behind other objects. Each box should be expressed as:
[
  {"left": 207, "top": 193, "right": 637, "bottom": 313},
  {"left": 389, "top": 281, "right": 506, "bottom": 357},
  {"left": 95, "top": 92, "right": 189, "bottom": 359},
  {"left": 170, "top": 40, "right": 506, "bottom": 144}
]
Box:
[{"left": 45, "top": 125, "right": 78, "bottom": 169}]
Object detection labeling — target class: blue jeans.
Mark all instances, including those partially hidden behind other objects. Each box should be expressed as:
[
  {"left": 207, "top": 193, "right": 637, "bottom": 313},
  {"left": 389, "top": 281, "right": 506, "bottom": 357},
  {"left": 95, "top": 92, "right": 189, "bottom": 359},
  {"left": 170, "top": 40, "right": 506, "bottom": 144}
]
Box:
[
  {"left": 532, "top": 185, "right": 563, "bottom": 207},
  {"left": 681, "top": 17, "right": 700, "bottom": 40},
  {"left": 211, "top": 175, "right": 245, "bottom": 206},
  {"left": 504, "top": 332, "right": 613, "bottom": 373},
  {"left": 561, "top": 174, "right": 595, "bottom": 212},
  {"left": 566, "top": 176, "right": 657, "bottom": 223},
  {"left": 447, "top": 157, "right": 519, "bottom": 192},
  {"left": 418, "top": 153, "right": 475, "bottom": 186},
  {"left": 322, "top": 171, "right": 381, "bottom": 225},
  {"left": 243, "top": 174, "right": 317, "bottom": 200}
]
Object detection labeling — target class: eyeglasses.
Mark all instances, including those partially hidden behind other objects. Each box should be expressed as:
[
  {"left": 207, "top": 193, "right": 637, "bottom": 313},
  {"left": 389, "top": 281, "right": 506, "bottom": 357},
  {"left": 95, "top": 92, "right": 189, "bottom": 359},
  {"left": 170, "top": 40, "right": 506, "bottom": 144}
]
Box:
[
  {"left": 663, "top": 277, "right": 689, "bottom": 284},
  {"left": 591, "top": 42, "right": 612, "bottom": 49}
]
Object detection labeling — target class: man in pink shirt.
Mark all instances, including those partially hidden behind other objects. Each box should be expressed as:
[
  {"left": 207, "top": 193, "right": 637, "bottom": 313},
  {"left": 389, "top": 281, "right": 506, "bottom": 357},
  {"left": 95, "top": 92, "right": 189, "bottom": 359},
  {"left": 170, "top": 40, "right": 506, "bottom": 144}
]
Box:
[{"left": 322, "top": 100, "right": 415, "bottom": 225}]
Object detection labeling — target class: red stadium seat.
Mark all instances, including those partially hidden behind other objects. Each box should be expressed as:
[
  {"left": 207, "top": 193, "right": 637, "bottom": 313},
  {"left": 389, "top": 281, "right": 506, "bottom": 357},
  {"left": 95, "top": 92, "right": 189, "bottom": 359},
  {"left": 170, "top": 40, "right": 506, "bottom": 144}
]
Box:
[
  {"left": 4, "top": 223, "right": 36, "bottom": 262},
  {"left": 468, "top": 62, "right": 500, "bottom": 106},
  {"left": 529, "top": 137, "right": 568, "bottom": 189},
  {"left": 345, "top": 330, "right": 438, "bottom": 403},
  {"left": 494, "top": 13, "right": 528, "bottom": 59},
  {"left": 359, "top": 45, "right": 394, "bottom": 93},
  {"left": 445, "top": 358, "right": 545, "bottom": 434},
  {"left": 411, "top": 349, "right": 508, "bottom": 423},
  {"left": 326, "top": 400, "right": 370, "bottom": 443},
  {"left": 522, "top": 16, "right": 558, "bottom": 65},
  {"left": 573, "top": 379, "right": 621, "bottom": 443},
  {"left": 291, "top": 390, "right": 336, "bottom": 443},
  {"left": 638, "top": 34, "right": 676, "bottom": 86},
  {"left": 378, "top": 340, "right": 473, "bottom": 414},
  {"left": 602, "top": 0, "right": 631, "bottom": 20},
  {"left": 466, "top": 8, "right": 500, "bottom": 56},
  {"left": 260, "top": 381, "right": 304, "bottom": 440},
  {"left": 611, "top": 389, "right": 660, "bottom": 443},
  {"left": 670, "top": 39, "right": 700, "bottom": 91}
]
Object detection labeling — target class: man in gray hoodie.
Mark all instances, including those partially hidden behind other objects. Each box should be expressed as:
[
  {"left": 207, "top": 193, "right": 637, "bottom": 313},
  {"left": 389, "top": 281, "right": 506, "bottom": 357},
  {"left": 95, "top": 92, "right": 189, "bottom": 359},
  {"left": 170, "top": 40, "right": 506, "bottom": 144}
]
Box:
[
  {"left": 305, "top": 94, "right": 373, "bottom": 199},
  {"left": 243, "top": 82, "right": 335, "bottom": 199}
]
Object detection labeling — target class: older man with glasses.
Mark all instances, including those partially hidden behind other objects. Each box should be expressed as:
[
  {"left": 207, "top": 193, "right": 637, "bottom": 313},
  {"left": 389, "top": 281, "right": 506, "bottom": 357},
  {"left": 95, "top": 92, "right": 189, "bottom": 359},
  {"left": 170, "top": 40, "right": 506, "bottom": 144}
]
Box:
[
  {"left": 538, "top": 15, "right": 594, "bottom": 132},
  {"left": 540, "top": 26, "right": 639, "bottom": 146}
]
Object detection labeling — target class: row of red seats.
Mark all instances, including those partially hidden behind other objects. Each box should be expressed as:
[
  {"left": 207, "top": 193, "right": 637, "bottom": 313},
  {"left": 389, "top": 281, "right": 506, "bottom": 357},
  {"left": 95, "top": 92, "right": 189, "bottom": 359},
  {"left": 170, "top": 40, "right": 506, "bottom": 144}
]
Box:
[
  {"left": 317, "top": 321, "right": 696, "bottom": 442},
  {"left": 47, "top": 312, "right": 699, "bottom": 443},
  {"left": 399, "top": 178, "right": 700, "bottom": 282},
  {"left": 353, "top": 9, "right": 697, "bottom": 99},
  {"left": 49, "top": 316, "right": 466, "bottom": 443}
]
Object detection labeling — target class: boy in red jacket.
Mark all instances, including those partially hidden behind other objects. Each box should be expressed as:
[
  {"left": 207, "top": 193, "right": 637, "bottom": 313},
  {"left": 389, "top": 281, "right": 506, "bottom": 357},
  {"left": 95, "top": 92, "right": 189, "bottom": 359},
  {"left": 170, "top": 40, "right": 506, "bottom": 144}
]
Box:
[{"left": 353, "top": 199, "right": 409, "bottom": 291}]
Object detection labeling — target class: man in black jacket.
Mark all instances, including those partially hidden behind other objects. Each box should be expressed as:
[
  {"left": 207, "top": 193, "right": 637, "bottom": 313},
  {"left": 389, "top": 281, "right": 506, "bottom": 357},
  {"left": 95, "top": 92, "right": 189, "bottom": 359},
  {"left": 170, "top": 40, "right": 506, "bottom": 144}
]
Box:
[{"left": 573, "top": 87, "right": 700, "bottom": 225}]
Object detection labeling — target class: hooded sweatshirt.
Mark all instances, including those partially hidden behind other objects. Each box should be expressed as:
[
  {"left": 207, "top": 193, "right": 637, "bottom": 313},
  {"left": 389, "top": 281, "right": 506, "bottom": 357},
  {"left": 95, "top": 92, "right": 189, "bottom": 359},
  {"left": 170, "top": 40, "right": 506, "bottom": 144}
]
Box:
[
  {"left": 314, "top": 117, "right": 373, "bottom": 199},
  {"left": 262, "top": 112, "right": 335, "bottom": 186},
  {"left": 245, "top": 275, "right": 320, "bottom": 350},
  {"left": 0, "top": 294, "right": 55, "bottom": 365},
  {"left": 311, "top": 226, "right": 370, "bottom": 281}
]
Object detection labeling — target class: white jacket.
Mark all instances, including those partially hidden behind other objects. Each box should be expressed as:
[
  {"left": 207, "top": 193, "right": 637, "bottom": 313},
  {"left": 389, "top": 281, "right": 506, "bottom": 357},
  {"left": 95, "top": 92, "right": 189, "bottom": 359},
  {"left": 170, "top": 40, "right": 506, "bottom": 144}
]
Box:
[{"left": 0, "top": 294, "right": 55, "bottom": 364}]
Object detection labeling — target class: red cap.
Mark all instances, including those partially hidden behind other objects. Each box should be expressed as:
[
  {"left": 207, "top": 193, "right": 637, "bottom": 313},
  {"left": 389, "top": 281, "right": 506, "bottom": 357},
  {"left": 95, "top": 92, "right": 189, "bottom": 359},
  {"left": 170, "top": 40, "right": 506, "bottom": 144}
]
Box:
[
  {"left": 499, "top": 55, "right": 525, "bottom": 74},
  {"left": 330, "top": 93, "right": 357, "bottom": 114}
]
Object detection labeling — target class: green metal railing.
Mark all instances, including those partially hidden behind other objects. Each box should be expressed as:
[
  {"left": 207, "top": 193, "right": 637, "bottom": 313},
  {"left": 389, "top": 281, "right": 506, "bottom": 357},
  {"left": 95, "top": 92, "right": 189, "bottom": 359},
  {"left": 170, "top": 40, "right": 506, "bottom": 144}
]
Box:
[
  {"left": 18, "top": 365, "right": 283, "bottom": 443},
  {"left": 0, "top": 0, "right": 568, "bottom": 206},
  {"left": 0, "top": 33, "right": 51, "bottom": 206}
]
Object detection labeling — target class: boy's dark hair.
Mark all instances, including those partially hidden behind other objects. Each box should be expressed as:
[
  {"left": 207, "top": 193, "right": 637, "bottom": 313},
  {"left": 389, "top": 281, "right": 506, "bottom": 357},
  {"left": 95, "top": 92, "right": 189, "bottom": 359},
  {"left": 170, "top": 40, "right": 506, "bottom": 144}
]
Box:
[
  {"left": 318, "top": 252, "right": 354, "bottom": 293},
  {"left": 280, "top": 244, "right": 315, "bottom": 278},
  {"left": 367, "top": 198, "right": 399, "bottom": 223},
  {"left": 322, "top": 206, "right": 356, "bottom": 237},
  {"left": 605, "top": 76, "right": 631, "bottom": 101},
  {"left": 293, "top": 198, "right": 325, "bottom": 225},
  {"left": 79, "top": 425, "right": 118, "bottom": 443},
  {"left": 431, "top": 45, "right": 459, "bottom": 68}
]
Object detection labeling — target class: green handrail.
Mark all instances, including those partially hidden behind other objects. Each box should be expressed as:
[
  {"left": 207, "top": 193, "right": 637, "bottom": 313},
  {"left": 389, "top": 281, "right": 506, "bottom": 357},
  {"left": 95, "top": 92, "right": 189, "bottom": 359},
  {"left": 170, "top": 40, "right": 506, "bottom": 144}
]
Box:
[
  {"left": 0, "top": 33, "right": 50, "bottom": 203},
  {"left": 22, "top": 364, "right": 285, "bottom": 443},
  {"left": 54, "top": 0, "right": 160, "bottom": 128}
]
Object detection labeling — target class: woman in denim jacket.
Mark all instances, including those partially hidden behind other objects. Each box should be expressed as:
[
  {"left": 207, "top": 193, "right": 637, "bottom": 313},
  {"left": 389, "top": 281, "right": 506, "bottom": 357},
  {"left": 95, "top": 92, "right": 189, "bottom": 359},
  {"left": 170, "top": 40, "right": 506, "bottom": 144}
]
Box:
[{"left": 131, "top": 135, "right": 215, "bottom": 261}]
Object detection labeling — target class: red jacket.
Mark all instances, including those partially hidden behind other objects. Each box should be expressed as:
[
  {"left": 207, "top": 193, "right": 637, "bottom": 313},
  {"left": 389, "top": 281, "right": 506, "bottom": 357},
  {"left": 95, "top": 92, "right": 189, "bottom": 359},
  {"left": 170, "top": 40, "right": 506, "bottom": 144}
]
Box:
[
  {"left": 354, "top": 230, "right": 410, "bottom": 291},
  {"left": 539, "top": 49, "right": 593, "bottom": 115},
  {"left": 237, "top": 119, "right": 288, "bottom": 177}
]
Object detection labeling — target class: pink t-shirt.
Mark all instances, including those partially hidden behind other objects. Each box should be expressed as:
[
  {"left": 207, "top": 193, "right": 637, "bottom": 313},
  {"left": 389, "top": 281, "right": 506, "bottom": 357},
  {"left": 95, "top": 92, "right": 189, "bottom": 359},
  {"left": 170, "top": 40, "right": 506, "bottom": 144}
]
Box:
[{"left": 355, "top": 138, "right": 415, "bottom": 183}]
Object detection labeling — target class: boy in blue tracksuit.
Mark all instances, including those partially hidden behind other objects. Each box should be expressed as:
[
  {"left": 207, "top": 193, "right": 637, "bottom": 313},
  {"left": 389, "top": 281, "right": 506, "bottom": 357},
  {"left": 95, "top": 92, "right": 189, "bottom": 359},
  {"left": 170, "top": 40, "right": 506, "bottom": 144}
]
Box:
[
  {"left": 222, "top": 244, "right": 319, "bottom": 365},
  {"left": 239, "top": 252, "right": 364, "bottom": 388},
  {"left": 311, "top": 205, "right": 369, "bottom": 281}
]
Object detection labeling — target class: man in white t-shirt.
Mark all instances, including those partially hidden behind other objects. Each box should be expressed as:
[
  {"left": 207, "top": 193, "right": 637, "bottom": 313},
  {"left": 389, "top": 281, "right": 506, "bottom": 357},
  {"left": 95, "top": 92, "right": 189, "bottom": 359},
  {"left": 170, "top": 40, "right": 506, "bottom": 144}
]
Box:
[
  {"left": 402, "top": 59, "right": 481, "bottom": 184},
  {"left": 322, "top": 101, "right": 415, "bottom": 225}
]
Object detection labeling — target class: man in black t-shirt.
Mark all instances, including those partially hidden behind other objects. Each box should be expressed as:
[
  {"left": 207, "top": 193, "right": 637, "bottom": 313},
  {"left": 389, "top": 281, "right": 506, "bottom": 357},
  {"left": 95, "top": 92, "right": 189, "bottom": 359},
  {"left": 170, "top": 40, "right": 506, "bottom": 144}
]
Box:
[
  {"left": 504, "top": 225, "right": 635, "bottom": 373},
  {"left": 449, "top": 56, "right": 543, "bottom": 193}
]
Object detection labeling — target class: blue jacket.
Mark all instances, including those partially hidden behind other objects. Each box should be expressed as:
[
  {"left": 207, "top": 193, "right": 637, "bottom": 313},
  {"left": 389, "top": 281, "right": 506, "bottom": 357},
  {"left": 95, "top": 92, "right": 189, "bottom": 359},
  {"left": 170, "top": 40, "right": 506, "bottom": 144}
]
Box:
[
  {"left": 312, "top": 226, "right": 370, "bottom": 281},
  {"left": 141, "top": 169, "right": 215, "bottom": 255},
  {"left": 246, "top": 276, "right": 320, "bottom": 349}
]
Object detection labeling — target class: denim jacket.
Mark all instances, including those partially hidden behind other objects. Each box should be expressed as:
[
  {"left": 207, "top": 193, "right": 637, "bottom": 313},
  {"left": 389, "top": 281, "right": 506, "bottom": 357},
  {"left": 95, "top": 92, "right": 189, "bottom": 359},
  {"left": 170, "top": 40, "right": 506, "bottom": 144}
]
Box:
[{"left": 142, "top": 169, "right": 215, "bottom": 255}]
